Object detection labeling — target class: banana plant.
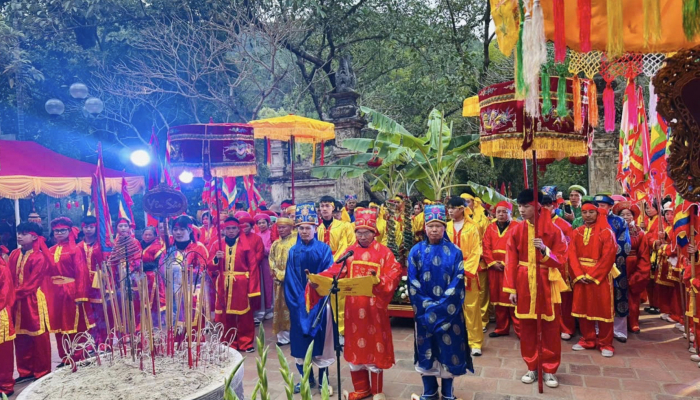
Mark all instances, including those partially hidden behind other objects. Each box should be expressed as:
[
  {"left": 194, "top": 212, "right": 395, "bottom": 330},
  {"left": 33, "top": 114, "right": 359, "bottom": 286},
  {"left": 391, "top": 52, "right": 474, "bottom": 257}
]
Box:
[{"left": 311, "top": 107, "right": 480, "bottom": 200}]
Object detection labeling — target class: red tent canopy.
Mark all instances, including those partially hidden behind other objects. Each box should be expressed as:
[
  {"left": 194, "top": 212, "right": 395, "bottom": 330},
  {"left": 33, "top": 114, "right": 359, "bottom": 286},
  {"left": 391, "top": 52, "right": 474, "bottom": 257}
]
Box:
[{"left": 0, "top": 140, "right": 145, "bottom": 199}]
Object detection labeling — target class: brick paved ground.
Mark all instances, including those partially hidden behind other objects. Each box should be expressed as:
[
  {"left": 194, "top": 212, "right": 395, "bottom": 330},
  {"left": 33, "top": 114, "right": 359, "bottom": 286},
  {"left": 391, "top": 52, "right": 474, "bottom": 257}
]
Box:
[{"left": 12, "top": 310, "right": 700, "bottom": 399}]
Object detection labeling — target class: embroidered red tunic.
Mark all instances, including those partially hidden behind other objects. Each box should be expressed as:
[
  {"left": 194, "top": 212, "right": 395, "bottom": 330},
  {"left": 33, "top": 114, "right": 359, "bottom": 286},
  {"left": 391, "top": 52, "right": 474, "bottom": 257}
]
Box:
[
  {"left": 142, "top": 239, "right": 166, "bottom": 312},
  {"left": 208, "top": 237, "right": 259, "bottom": 315},
  {"left": 627, "top": 225, "right": 651, "bottom": 294},
  {"left": 9, "top": 249, "right": 50, "bottom": 335},
  {"left": 46, "top": 242, "right": 93, "bottom": 333},
  {"left": 569, "top": 223, "right": 617, "bottom": 322},
  {"left": 0, "top": 257, "right": 15, "bottom": 344},
  {"left": 504, "top": 213, "right": 567, "bottom": 321},
  {"left": 310, "top": 240, "right": 402, "bottom": 369},
  {"left": 483, "top": 220, "right": 517, "bottom": 307},
  {"left": 78, "top": 240, "right": 107, "bottom": 304}
]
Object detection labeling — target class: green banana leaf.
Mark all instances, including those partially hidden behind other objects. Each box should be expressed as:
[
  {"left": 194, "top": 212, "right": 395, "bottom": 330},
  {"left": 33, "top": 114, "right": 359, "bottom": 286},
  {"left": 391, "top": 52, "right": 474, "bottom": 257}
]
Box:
[
  {"left": 466, "top": 181, "right": 515, "bottom": 206},
  {"left": 310, "top": 165, "right": 370, "bottom": 179}
]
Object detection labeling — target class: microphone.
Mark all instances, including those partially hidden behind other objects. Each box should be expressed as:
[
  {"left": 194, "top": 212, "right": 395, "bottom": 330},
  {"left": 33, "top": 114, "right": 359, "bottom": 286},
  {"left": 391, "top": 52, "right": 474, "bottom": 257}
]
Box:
[{"left": 335, "top": 250, "right": 354, "bottom": 264}]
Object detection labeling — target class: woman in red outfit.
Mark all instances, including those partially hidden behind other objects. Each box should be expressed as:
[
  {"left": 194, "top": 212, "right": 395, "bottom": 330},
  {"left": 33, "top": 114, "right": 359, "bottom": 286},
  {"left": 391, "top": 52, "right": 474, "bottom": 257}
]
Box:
[
  {"left": 614, "top": 202, "right": 650, "bottom": 333},
  {"left": 140, "top": 226, "right": 165, "bottom": 329}
]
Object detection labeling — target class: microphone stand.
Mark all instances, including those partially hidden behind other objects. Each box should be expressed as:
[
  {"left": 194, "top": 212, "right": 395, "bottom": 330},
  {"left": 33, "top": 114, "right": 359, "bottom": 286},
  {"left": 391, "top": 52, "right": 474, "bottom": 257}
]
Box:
[{"left": 311, "top": 256, "right": 349, "bottom": 397}]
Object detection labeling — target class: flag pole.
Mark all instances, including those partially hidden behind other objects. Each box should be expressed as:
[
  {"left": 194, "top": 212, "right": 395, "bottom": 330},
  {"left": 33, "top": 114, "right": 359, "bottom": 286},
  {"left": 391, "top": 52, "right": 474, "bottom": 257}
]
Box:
[{"left": 532, "top": 150, "right": 543, "bottom": 394}]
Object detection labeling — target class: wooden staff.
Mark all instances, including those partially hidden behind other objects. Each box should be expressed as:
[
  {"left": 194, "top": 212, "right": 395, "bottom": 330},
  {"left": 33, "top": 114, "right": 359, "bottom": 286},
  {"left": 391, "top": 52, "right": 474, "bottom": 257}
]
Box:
[
  {"left": 154, "top": 268, "right": 163, "bottom": 331},
  {"left": 184, "top": 260, "right": 193, "bottom": 368},
  {"left": 95, "top": 266, "right": 112, "bottom": 348}
]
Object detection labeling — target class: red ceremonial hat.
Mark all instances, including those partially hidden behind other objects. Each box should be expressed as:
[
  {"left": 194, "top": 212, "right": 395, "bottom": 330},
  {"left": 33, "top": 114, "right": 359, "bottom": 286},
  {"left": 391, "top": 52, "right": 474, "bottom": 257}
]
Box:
[
  {"left": 234, "top": 211, "right": 254, "bottom": 226},
  {"left": 495, "top": 201, "right": 512, "bottom": 212},
  {"left": 354, "top": 207, "right": 378, "bottom": 233}
]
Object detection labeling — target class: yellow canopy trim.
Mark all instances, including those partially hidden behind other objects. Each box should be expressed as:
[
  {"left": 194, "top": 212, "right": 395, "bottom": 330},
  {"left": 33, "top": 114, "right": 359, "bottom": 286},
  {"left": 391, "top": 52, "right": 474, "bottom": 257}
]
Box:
[
  {"left": 249, "top": 115, "right": 335, "bottom": 143},
  {"left": 462, "top": 96, "right": 480, "bottom": 117},
  {"left": 0, "top": 176, "right": 145, "bottom": 200}
]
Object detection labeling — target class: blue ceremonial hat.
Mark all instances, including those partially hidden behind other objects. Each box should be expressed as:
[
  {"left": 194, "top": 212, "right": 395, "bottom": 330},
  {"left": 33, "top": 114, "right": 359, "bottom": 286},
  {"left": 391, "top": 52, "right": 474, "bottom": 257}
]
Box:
[
  {"left": 345, "top": 194, "right": 358, "bottom": 201},
  {"left": 424, "top": 204, "right": 447, "bottom": 225},
  {"left": 295, "top": 202, "right": 319, "bottom": 226},
  {"left": 593, "top": 194, "right": 614, "bottom": 205}
]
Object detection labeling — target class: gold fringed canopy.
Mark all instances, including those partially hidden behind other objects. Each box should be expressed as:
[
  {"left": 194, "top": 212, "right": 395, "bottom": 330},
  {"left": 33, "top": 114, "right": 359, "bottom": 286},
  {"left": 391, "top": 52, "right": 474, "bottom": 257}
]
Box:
[
  {"left": 0, "top": 140, "right": 145, "bottom": 200},
  {"left": 476, "top": 78, "right": 591, "bottom": 160},
  {"left": 249, "top": 115, "right": 335, "bottom": 143}
]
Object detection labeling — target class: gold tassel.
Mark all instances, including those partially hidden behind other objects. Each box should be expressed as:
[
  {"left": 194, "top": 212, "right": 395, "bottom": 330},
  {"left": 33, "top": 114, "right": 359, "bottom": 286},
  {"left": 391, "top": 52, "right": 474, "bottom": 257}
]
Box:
[
  {"left": 606, "top": 0, "right": 624, "bottom": 58},
  {"left": 573, "top": 76, "right": 583, "bottom": 132},
  {"left": 643, "top": 0, "right": 662, "bottom": 48},
  {"left": 588, "top": 79, "right": 599, "bottom": 128}
]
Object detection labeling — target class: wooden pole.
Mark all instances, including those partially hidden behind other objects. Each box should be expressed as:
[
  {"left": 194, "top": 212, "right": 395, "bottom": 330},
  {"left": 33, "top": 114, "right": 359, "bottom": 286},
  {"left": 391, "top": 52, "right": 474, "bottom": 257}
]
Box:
[
  {"left": 691, "top": 206, "right": 697, "bottom": 353},
  {"left": 523, "top": 158, "right": 530, "bottom": 189},
  {"left": 533, "top": 151, "right": 543, "bottom": 394}
]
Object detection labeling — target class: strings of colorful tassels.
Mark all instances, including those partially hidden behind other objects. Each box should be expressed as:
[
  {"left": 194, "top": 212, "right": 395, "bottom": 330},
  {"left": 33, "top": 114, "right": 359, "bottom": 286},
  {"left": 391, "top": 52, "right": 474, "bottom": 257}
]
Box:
[
  {"left": 683, "top": 0, "right": 700, "bottom": 40},
  {"left": 578, "top": 0, "right": 592, "bottom": 53},
  {"left": 606, "top": 0, "right": 624, "bottom": 58},
  {"left": 643, "top": 0, "right": 661, "bottom": 47},
  {"left": 515, "top": 0, "right": 527, "bottom": 99},
  {"left": 523, "top": 0, "right": 547, "bottom": 117},
  {"left": 552, "top": 0, "right": 566, "bottom": 62},
  {"left": 625, "top": 79, "right": 638, "bottom": 129},
  {"left": 588, "top": 79, "right": 599, "bottom": 128},
  {"left": 573, "top": 76, "right": 583, "bottom": 131},
  {"left": 556, "top": 73, "right": 569, "bottom": 118},
  {"left": 603, "top": 81, "right": 616, "bottom": 133},
  {"left": 541, "top": 68, "right": 552, "bottom": 115}
]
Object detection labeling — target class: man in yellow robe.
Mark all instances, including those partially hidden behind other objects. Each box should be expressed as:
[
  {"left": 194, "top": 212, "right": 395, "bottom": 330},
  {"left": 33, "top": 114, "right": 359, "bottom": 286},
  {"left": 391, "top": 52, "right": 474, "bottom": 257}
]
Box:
[
  {"left": 269, "top": 217, "right": 297, "bottom": 345},
  {"left": 446, "top": 196, "right": 484, "bottom": 356},
  {"left": 462, "top": 192, "right": 491, "bottom": 327}
]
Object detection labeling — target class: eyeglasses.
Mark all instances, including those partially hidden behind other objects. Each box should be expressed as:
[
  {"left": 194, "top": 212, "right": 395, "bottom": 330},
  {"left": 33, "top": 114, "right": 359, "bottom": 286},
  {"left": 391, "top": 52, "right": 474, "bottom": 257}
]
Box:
[{"left": 54, "top": 229, "right": 69, "bottom": 234}]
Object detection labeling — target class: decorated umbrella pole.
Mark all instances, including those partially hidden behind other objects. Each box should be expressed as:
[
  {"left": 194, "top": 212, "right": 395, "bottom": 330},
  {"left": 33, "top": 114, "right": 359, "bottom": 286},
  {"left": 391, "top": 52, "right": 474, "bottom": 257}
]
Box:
[
  {"left": 466, "top": 77, "right": 592, "bottom": 392},
  {"left": 167, "top": 122, "right": 257, "bottom": 365},
  {"left": 249, "top": 114, "right": 335, "bottom": 203}
]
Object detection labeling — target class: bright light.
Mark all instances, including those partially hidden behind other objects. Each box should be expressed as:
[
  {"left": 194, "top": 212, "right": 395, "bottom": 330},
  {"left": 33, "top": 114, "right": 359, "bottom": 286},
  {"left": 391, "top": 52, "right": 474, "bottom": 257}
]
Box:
[
  {"left": 130, "top": 149, "right": 151, "bottom": 167},
  {"left": 179, "top": 171, "right": 194, "bottom": 183}
]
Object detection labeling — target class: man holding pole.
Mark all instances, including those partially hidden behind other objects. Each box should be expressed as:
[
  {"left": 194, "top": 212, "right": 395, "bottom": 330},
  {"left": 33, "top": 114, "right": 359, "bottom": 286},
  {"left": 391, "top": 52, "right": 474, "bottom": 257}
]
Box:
[
  {"left": 309, "top": 207, "right": 402, "bottom": 400},
  {"left": 505, "top": 189, "right": 567, "bottom": 389},
  {"left": 285, "top": 202, "right": 335, "bottom": 395}
]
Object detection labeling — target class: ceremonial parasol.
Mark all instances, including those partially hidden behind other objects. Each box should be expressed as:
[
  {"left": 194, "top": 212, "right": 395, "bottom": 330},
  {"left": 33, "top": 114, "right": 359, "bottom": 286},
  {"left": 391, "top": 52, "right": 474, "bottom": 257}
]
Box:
[
  {"left": 466, "top": 75, "right": 592, "bottom": 392},
  {"left": 167, "top": 122, "right": 257, "bottom": 366},
  {"left": 249, "top": 114, "right": 335, "bottom": 203}
]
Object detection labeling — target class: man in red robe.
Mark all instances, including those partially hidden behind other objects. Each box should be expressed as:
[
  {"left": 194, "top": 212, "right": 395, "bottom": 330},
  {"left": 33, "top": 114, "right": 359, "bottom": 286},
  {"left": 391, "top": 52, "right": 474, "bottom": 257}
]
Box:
[
  {"left": 569, "top": 202, "right": 618, "bottom": 357},
  {"left": 0, "top": 247, "right": 15, "bottom": 396},
  {"left": 309, "top": 208, "right": 401, "bottom": 400},
  {"left": 235, "top": 211, "right": 265, "bottom": 324},
  {"left": 46, "top": 217, "right": 94, "bottom": 365},
  {"left": 613, "top": 202, "right": 650, "bottom": 334},
  {"left": 643, "top": 201, "right": 662, "bottom": 315},
  {"left": 655, "top": 202, "right": 684, "bottom": 326},
  {"left": 78, "top": 216, "right": 111, "bottom": 344},
  {"left": 208, "top": 217, "right": 258, "bottom": 352},
  {"left": 484, "top": 201, "right": 519, "bottom": 338},
  {"left": 504, "top": 189, "right": 567, "bottom": 388},
  {"left": 542, "top": 195, "right": 575, "bottom": 340},
  {"left": 10, "top": 222, "right": 52, "bottom": 383},
  {"left": 684, "top": 242, "right": 700, "bottom": 364}
]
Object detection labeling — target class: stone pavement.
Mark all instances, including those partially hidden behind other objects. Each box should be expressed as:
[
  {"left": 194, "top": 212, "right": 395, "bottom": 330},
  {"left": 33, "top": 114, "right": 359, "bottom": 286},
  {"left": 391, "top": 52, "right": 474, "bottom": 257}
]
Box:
[{"left": 12, "top": 311, "right": 700, "bottom": 399}]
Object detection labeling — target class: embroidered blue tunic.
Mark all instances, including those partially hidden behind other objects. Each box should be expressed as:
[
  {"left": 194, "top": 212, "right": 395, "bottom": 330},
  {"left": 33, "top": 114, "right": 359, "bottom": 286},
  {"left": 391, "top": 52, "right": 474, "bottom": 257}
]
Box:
[
  {"left": 407, "top": 237, "right": 473, "bottom": 376},
  {"left": 607, "top": 213, "right": 631, "bottom": 318},
  {"left": 284, "top": 237, "right": 334, "bottom": 359}
]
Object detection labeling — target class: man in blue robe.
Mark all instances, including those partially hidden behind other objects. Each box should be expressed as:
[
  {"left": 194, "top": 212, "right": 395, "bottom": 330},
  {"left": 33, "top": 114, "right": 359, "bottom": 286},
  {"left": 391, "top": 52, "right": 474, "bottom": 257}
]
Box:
[
  {"left": 593, "top": 194, "right": 632, "bottom": 343},
  {"left": 408, "top": 204, "right": 473, "bottom": 400},
  {"left": 284, "top": 202, "right": 335, "bottom": 394}
]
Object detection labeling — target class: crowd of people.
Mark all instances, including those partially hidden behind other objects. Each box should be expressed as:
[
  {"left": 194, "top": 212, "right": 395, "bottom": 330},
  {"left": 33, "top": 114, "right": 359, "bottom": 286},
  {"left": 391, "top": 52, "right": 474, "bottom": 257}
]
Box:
[{"left": 0, "top": 186, "right": 697, "bottom": 400}]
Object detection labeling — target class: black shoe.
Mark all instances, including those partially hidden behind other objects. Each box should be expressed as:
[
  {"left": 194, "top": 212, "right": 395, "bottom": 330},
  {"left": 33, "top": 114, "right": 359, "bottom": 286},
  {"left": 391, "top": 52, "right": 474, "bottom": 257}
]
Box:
[
  {"left": 648, "top": 307, "right": 661, "bottom": 315},
  {"left": 644, "top": 307, "right": 651, "bottom": 313},
  {"left": 244, "top": 347, "right": 255, "bottom": 353},
  {"left": 15, "top": 375, "right": 35, "bottom": 384},
  {"left": 614, "top": 336, "right": 627, "bottom": 343},
  {"left": 276, "top": 341, "right": 289, "bottom": 347},
  {"left": 56, "top": 362, "right": 66, "bottom": 368},
  {"left": 631, "top": 329, "right": 641, "bottom": 334},
  {"left": 488, "top": 332, "right": 507, "bottom": 338}
]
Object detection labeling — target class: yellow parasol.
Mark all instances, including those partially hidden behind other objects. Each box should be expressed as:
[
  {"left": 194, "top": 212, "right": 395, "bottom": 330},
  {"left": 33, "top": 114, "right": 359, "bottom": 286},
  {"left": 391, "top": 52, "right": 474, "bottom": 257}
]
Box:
[{"left": 249, "top": 114, "right": 335, "bottom": 202}]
